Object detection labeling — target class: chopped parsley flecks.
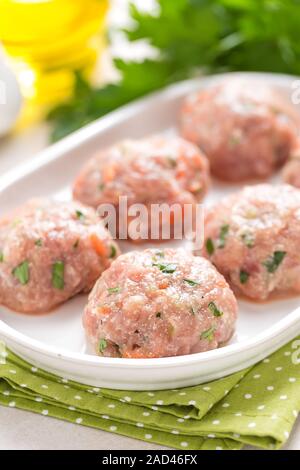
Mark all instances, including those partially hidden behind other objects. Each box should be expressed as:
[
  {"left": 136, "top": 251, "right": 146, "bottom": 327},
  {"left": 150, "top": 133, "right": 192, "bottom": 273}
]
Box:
[
  {"left": 208, "top": 301, "right": 223, "bottom": 317},
  {"left": 152, "top": 262, "right": 177, "bottom": 274},
  {"left": 12, "top": 260, "right": 29, "bottom": 285},
  {"left": 73, "top": 239, "right": 79, "bottom": 249},
  {"left": 52, "top": 261, "right": 65, "bottom": 290},
  {"left": 35, "top": 239, "right": 42, "bottom": 247},
  {"left": 168, "top": 323, "right": 175, "bottom": 337},
  {"left": 98, "top": 183, "right": 105, "bottom": 191},
  {"left": 241, "top": 232, "right": 255, "bottom": 248},
  {"left": 109, "top": 244, "right": 117, "bottom": 258},
  {"left": 75, "top": 210, "right": 85, "bottom": 221},
  {"left": 183, "top": 278, "right": 200, "bottom": 287},
  {"left": 114, "top": 344, "right": 122, "bottom": 357},
  {"left": 218, "top": 224, "right": 230, "bottom": 249},
  {"left": 98, "top": 339, "right": 107, "bottom": 354},
  {"left": 205, "top": 238, "right": 215, "bottom": 256},
  {"left": 262, "top": 251, "right": 286, "bottom": 274},
  {"left": 152, "top": 251, "right": 165, "bottom": 262},
  {"left": 228, "top": 134, "right": 242, "bottom": 148},
  {"left": 108, "top": 286, "right": 121, "bottom": 295},
  {"left": 167, "top": 156, "right": 177, "bottom": 168},
  {"left": 156, "top": 312, "right": 162, "bottom": 318},
  {"left": 270, "top": 106, "right": 281, "bottom": 116},
  {"left": 0, "top": 252, "right": 4, "bottom": 262},
  {"left": 12, "top": 219, "right": 21, "bottom": 228},
  {"left": 190, "top": 306, "right": 197, "bottom": 316},
  {"left": 190, "top": 183, "right": 203, "bottom": 195},
  {"left": 244, "top": 208, "right": 257, "bottom": 220},
  {"left": 240, "top": 270, "right": 249, "bottom": 284},
  {"left": 200, "top": 326, "right": 216, "bottom": 341}
]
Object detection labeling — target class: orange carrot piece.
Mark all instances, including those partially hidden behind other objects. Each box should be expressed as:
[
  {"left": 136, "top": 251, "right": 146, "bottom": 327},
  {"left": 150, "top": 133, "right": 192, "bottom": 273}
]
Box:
[
  {"left": 158, "top": 280, "right": 169, "bottom": 289},
  {"left": 122, "top": 350, "right": 153, "bottom": 359},
  {"left": 103, "top": 165, "right": 116, "bottom": 182},
  {"left": 97, "top": 305, "right": 111, "bottom": 315},
  {"left": 90, "top": 233, "right": 107, "bottom": 257}
]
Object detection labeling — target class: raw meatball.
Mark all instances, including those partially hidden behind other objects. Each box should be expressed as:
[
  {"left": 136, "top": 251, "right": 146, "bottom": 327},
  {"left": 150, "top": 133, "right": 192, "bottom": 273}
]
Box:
[
  {"left": 73, "top": 135, "right": 209, "bottom": 241},
  {"left": 83, "top": 248, "right": 237, "bottom": 358},
  {"left": 0, "top": 199, "right": 120, "bottom": 314},
  {"left": 180, "top": 79, "right": 299, "bottom": 181},
  {"left": 203, "top": 184, "right": 300, "bottom": 300}
]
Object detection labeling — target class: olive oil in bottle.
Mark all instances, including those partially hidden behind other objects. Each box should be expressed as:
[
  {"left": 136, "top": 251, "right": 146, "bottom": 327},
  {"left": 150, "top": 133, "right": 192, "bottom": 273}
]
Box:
[{"left": 0, "top": 0, "right": 108, "bottom": 122}]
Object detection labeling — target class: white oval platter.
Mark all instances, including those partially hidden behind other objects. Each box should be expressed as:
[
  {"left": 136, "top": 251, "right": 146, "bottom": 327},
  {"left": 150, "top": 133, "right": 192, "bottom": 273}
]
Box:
[{"left": 1, "top": 72, "right": 300, "bottom": 390}]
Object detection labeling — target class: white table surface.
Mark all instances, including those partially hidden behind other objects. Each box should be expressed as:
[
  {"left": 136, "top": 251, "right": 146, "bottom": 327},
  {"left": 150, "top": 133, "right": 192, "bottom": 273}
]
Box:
[{"left": 0, "top": 0, "right": 299, "bottom": 451}]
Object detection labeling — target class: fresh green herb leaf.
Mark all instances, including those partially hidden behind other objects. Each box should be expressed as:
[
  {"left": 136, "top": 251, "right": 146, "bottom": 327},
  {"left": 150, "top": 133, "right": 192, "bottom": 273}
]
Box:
[
  {"left": 108, "top": 286, "right": 121, "bottom": 295},
  {"left": 190, "top": 183, "right": 203, "bottom": 195},
  {"left": 168, "top": 322, "right": 175, "bottom": 337},
  {"left": 0, "top": 252, "right": 4, "bottom": 262},
  {"left": 12, "top": 260, "right": 29, "bottom": 285},
  {"left": 152, "top": 251, "right": 165, "bottom": 262},
  {"left": 35, "top": 239, "right": 42, "bottom": 247},
  {"left": 240, "top": 270, "right": 249, "bottom": 284},
  {"left": 208, "top": 301, "right": 223, "bottom": 317},
  {"left": 12, "top": 219, "right": 21, "bottom": 227},
  {"left": 228, "top": 134, "right": 241, "bottom": 147},
  {"left": 241, "top": 232, "right": 255, "bottom": 248},
  {"left": 98, "top": 339, "right": 107, "bottom": 354},
  {"left": 218, "top": 224, "right": 230, "bottom": 249},
  {"left": 48, "top": 1, "right": 300, "bottom": 142},
  {"left": 263, "top": 251, "right": 286, "bottom": 273},
  {"left": 152, "top": 263, "right": 177, "bottom": 273},
  {"left": 201, "top": 326, "right": 216, "bottom": 342},
  {"left": 75, "top": 210, "right": 85, "bottom": 221},
  {"left": 52, "top": 261, "right": 65, "bottom": 290},
  {"left": 156, "top": 312, "right": 162, "bottom": 318},
  {"left": 113, "top": 343, "right": 122, "bottom": 357},
  {"left": 48, "top": 60, "right": 172, "bottom": 142},
  {"left": 167, "top": 157, "right": 177, "bottom": 168},
  {"left": 206, "top": 238, "right": 215, "bottom": 256},
  {"left": 190, "top": 306, "right": 197, "bottom": 316},
  {"left": 184, "top": 278, "right": 200, "bottom": 286},
  {"left": 110, "top": 244, "right": 117, "bottom": 258},
  {"left": 98, "top": 183, "right": 105, "bottom": 191}
]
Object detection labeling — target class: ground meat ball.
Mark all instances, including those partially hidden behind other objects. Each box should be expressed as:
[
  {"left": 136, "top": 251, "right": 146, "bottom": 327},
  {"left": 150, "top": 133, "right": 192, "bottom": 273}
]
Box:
[
  {"left": 202, "top": 184, "right": 300, "bottom": 300},
  {"left": 83, "top": 248, "right": 237, "bottom": 358},
  {"left": 73, "top": 135, "right": 209, "bottom": 240},
  {"left": 0, "top": 199, "right": 120, "bottom": 314},
  {"left": 180, "top": 79, "right": 299, "bottom": 182}
]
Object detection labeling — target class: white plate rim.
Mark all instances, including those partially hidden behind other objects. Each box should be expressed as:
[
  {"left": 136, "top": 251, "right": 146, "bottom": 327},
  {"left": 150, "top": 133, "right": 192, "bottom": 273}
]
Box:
[{"left": 1, "top": 305, "right": 300, "bottom": 369}]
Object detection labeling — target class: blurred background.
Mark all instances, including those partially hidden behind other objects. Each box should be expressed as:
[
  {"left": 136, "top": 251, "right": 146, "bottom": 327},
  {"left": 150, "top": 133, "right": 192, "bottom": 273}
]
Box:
[
  {"left": 0, "top": 0, "right": 300, "bottom": 173},
  {"left": 0, "top": 0, "right": 147, "bottom": 170}
]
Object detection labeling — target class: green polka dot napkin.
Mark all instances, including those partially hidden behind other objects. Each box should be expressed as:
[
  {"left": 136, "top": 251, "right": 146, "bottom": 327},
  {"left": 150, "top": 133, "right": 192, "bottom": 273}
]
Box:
[{"left": 1, "top": 339, "right": 300, "bottom": 450}]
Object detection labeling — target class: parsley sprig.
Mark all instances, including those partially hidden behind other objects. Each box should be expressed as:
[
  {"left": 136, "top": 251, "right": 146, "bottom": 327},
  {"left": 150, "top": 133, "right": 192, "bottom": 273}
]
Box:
[
  {"left": 48, "top": 0, "right": 300, "bottom": 142},
  {"left": 263, "top": 251, "right": 286, "bottom": 273}
]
